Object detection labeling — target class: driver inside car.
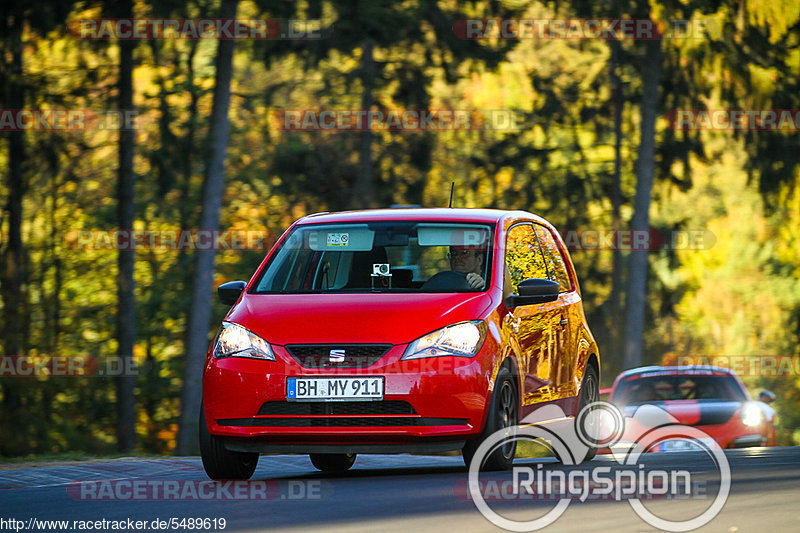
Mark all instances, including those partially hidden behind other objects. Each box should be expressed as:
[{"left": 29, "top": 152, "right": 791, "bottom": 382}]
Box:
[{"left": 448, "top": 245, "right": 485, "bottom": 289}]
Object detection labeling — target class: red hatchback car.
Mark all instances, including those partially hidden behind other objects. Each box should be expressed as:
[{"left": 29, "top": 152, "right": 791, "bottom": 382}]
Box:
[
  {"left": 200, "top": 208, "right": 600, "bottom": 478},
  {"left": 603, "top": 365, "right": 776, "bottom": 452}
]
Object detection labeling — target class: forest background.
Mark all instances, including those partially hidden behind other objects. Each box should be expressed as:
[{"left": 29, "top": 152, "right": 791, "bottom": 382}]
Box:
[{"left": 1, "top": 0, "right": 799, "bottom": 456}]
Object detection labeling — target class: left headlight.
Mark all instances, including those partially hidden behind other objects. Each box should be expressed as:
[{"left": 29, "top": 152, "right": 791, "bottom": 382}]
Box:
[
  {"left": 401, "top": 320, "right": 487, "bottom": 360},
  {"left": 213, "top": 322, "right": 275, "bottom": 361},
  {"left": 741, "top": 403, "right": 763, "bottom": 427}
]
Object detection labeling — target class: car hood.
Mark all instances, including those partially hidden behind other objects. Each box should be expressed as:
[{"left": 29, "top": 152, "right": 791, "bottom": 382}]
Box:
[
  {"left": 226, "top": 292, "right": 495, "bottom": 345},
  {"left": 623, "top": 400, "right": 742, "bottom": 426}
]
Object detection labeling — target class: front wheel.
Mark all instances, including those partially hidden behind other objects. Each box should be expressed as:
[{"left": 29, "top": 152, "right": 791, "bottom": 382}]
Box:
[
  {"left": 199, "top": 403, "right": 259, "bottom": 480},
  {"left": 462, "top": 366, "right": 518, "bottom": 471},
  {"left": 310, "top": 453, "right": 357, "bottom": 472}
]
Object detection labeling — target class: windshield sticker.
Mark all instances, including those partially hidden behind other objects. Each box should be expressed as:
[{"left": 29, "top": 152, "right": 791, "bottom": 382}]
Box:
[{"left": 327, "top": 232, "right": 349, "bottom": 247}]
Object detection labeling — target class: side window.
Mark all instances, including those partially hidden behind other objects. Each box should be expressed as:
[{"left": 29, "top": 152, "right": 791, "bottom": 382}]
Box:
[
  {"left": 505, "top": 224, "right": 548, "bottom": 294},
  {"left": 534, "top": 225, "right": 572, "bottom": 292}
]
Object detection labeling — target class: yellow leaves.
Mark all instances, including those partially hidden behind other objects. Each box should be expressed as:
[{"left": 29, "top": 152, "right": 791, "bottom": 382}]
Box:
[
  {"left": 155, "top": 424, "right": 178, "bottom": 452},
  {"left": 746, "top": 0, "right": 800, "bottom": 43},
  {"left": 749, "top": 65, "right": 779, "bottom": 99},
  {"left": 661, "top": 148, "right": 800, "bottom": 357},
  {"left": 82, "top": 329, "right": 103, "bottom": 342},
  {"left": 495, "top": 168, "right": 513, "bottom": 191},
  {"left": 462, "top": 64, "right": 535, "bottom": 111}
]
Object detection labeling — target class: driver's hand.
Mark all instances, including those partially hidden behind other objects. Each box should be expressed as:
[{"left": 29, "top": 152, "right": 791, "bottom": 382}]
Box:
[{"left": 465, "top": 273, "right": 484, "bottom": 289}]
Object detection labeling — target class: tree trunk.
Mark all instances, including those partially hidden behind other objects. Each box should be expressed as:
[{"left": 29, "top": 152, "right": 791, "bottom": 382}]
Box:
[
  {"left": 608, "top": 38, "right": 624, "bottom": 365},
  {"left": 175, "top": 0, "right": 240, "bottom": 455},
  {"left": 177, "top": 39, "right": 201, "bottom": 288},
  {"left": 351, "top": 39, "right": 375, "bottom": 208},
  {"left": 115, "top": 0, "right": 137, "bottom": 453},
  {"left": 1, "top": 37, "right": 25, "bottom": 357},
  {"left": 0, "top": 19, "right": 27, "bottom": 442},
  {"left": 623, "top": 38, "right": 663, "bottom": 369}
]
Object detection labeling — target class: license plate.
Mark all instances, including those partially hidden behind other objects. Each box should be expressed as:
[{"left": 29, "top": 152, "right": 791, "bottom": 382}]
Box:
[{"left": 287, "top": 377, "right": 384, "bottom": 401}]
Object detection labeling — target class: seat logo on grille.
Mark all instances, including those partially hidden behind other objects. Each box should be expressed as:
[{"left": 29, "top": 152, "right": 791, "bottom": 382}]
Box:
[{"left": 329, "top": 349, "right": 345, "bottom": 362}]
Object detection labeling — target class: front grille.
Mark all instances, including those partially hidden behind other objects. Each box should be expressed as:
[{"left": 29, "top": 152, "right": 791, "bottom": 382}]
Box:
[
  {"left": 218, "top": 417, "right": 468, "bottom": 427},
  {"left": 285, "top": 344, "right": 392, "bottom": 369},
  {"left": 259, "top": 400, "right": 416, "bottom": 416}
]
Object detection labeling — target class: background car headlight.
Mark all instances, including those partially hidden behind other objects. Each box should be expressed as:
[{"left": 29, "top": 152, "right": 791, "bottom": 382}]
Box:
[
  {"left": 741, "top": 403, "right": 763, "bottom": 427},
  {"left": 213, "top": 322, "right": 275, "bottom": 361},
  {"left": 401, "top": 321, "right": 487, "bottom": 360}
]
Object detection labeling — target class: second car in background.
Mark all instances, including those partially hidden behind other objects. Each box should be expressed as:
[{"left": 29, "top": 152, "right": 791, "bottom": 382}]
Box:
[{"left": 602, "top": 365, "right": 775, "bottom": 452}]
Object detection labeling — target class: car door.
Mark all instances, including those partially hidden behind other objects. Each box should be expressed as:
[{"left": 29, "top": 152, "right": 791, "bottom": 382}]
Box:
[
  {"left": 503, "top": 223, "right": 561, "bottom": 406},
  {"left": 533, "top": 224, "right": 579, "bottom": 399}
]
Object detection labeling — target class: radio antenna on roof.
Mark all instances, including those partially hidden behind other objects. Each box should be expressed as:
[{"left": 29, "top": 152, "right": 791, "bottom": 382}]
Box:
[{"left": 448, "top": 182, "right": 455, "bottom": 208}]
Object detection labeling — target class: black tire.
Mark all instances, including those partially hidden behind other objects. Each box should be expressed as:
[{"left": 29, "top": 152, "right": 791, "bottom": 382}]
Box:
[
  {"left": 309, "top": 453, "right": 357, "bottom": 472},
  {"left": 576, "top": 365, "right": 600, "bottom": 463},
  {"left": 463, "top": 366, "right": 518, "bottom": 471},
  {"left": 199, "top": 403, "right": 259, "bottom": 480}
]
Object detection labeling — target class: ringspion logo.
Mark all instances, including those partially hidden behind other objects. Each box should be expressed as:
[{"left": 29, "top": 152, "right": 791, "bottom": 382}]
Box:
[{"left": 466, "top": 402, "right": 730, "bottom": 531}]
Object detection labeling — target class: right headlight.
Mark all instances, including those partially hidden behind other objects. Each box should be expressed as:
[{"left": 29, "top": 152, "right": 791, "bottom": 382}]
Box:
[
  {"left": 401, "top": 320, "right": 487, "bottom": 360},
  {"left": 741, "top": 403, "right": 763, "bottom": 427},
  {"left": 213, "top": 322, "right": 275, "bottom": 361}
]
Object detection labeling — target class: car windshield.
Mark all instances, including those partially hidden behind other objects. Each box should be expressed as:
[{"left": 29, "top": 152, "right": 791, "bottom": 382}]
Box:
[
  {"left": 253, "top": 221, "right": 494, "bottom": 293},
  {"left": 612, "top": 374, "right": 747, "bottom": 406}
]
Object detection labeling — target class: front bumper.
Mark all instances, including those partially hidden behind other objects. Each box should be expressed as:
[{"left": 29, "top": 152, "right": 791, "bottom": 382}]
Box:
[
  {"left": 202, "top": 344, "right": 493, "bottom": 449},
  {"left": 599, "top": 415, "right": 771, "bottom": 453}
]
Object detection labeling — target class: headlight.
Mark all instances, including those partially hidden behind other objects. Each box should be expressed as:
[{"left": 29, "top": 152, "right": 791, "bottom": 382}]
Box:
[
  {"left": 741, "top": 403, "right": 763, "bottom": 427},
  {"left": 213, "top": 322, "right": 275, "bottom": 361},
  {"left": 401, "top": 321, "right": 487, "bottom": 360}
]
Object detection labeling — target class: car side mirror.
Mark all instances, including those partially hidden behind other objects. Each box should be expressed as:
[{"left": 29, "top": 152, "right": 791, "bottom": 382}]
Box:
[
  {"left": 757, "top": 390, "right": 776, "bottom": 404},
  {"left": 218, "top": 281, "right": 247, "bottom": 306},
  {"left": 507, "top": 278, "right": 560, "bottom": 308}
]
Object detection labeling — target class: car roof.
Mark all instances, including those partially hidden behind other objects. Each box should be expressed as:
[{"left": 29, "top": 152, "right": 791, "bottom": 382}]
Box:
[
  {"left": 294, "top": 207, "right": 545, "bottom": 226},
  {"left": 618, "top": 365, "right": 736, "bottom": 380}
]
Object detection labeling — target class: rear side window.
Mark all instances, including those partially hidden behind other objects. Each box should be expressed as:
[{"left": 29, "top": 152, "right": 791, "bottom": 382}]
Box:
[
  {"left": 505, "top": 223, "right": 549, "bottom": 294},
  {"left": 534, "top": 225, "right": 572, "bottom": 292}
]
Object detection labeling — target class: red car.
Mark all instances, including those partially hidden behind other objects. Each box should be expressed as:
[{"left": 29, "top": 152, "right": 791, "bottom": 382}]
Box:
[
  {"left": 602, "top": 365, "right": 776, "bottom": 452},
  {"left": 200, "top": 208, "right": 600, "bottom": 478}
]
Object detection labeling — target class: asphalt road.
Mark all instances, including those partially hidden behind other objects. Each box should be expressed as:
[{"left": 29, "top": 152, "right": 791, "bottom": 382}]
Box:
[{"left": 1, "top": 447, "right": 798, "bottom": 532}]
